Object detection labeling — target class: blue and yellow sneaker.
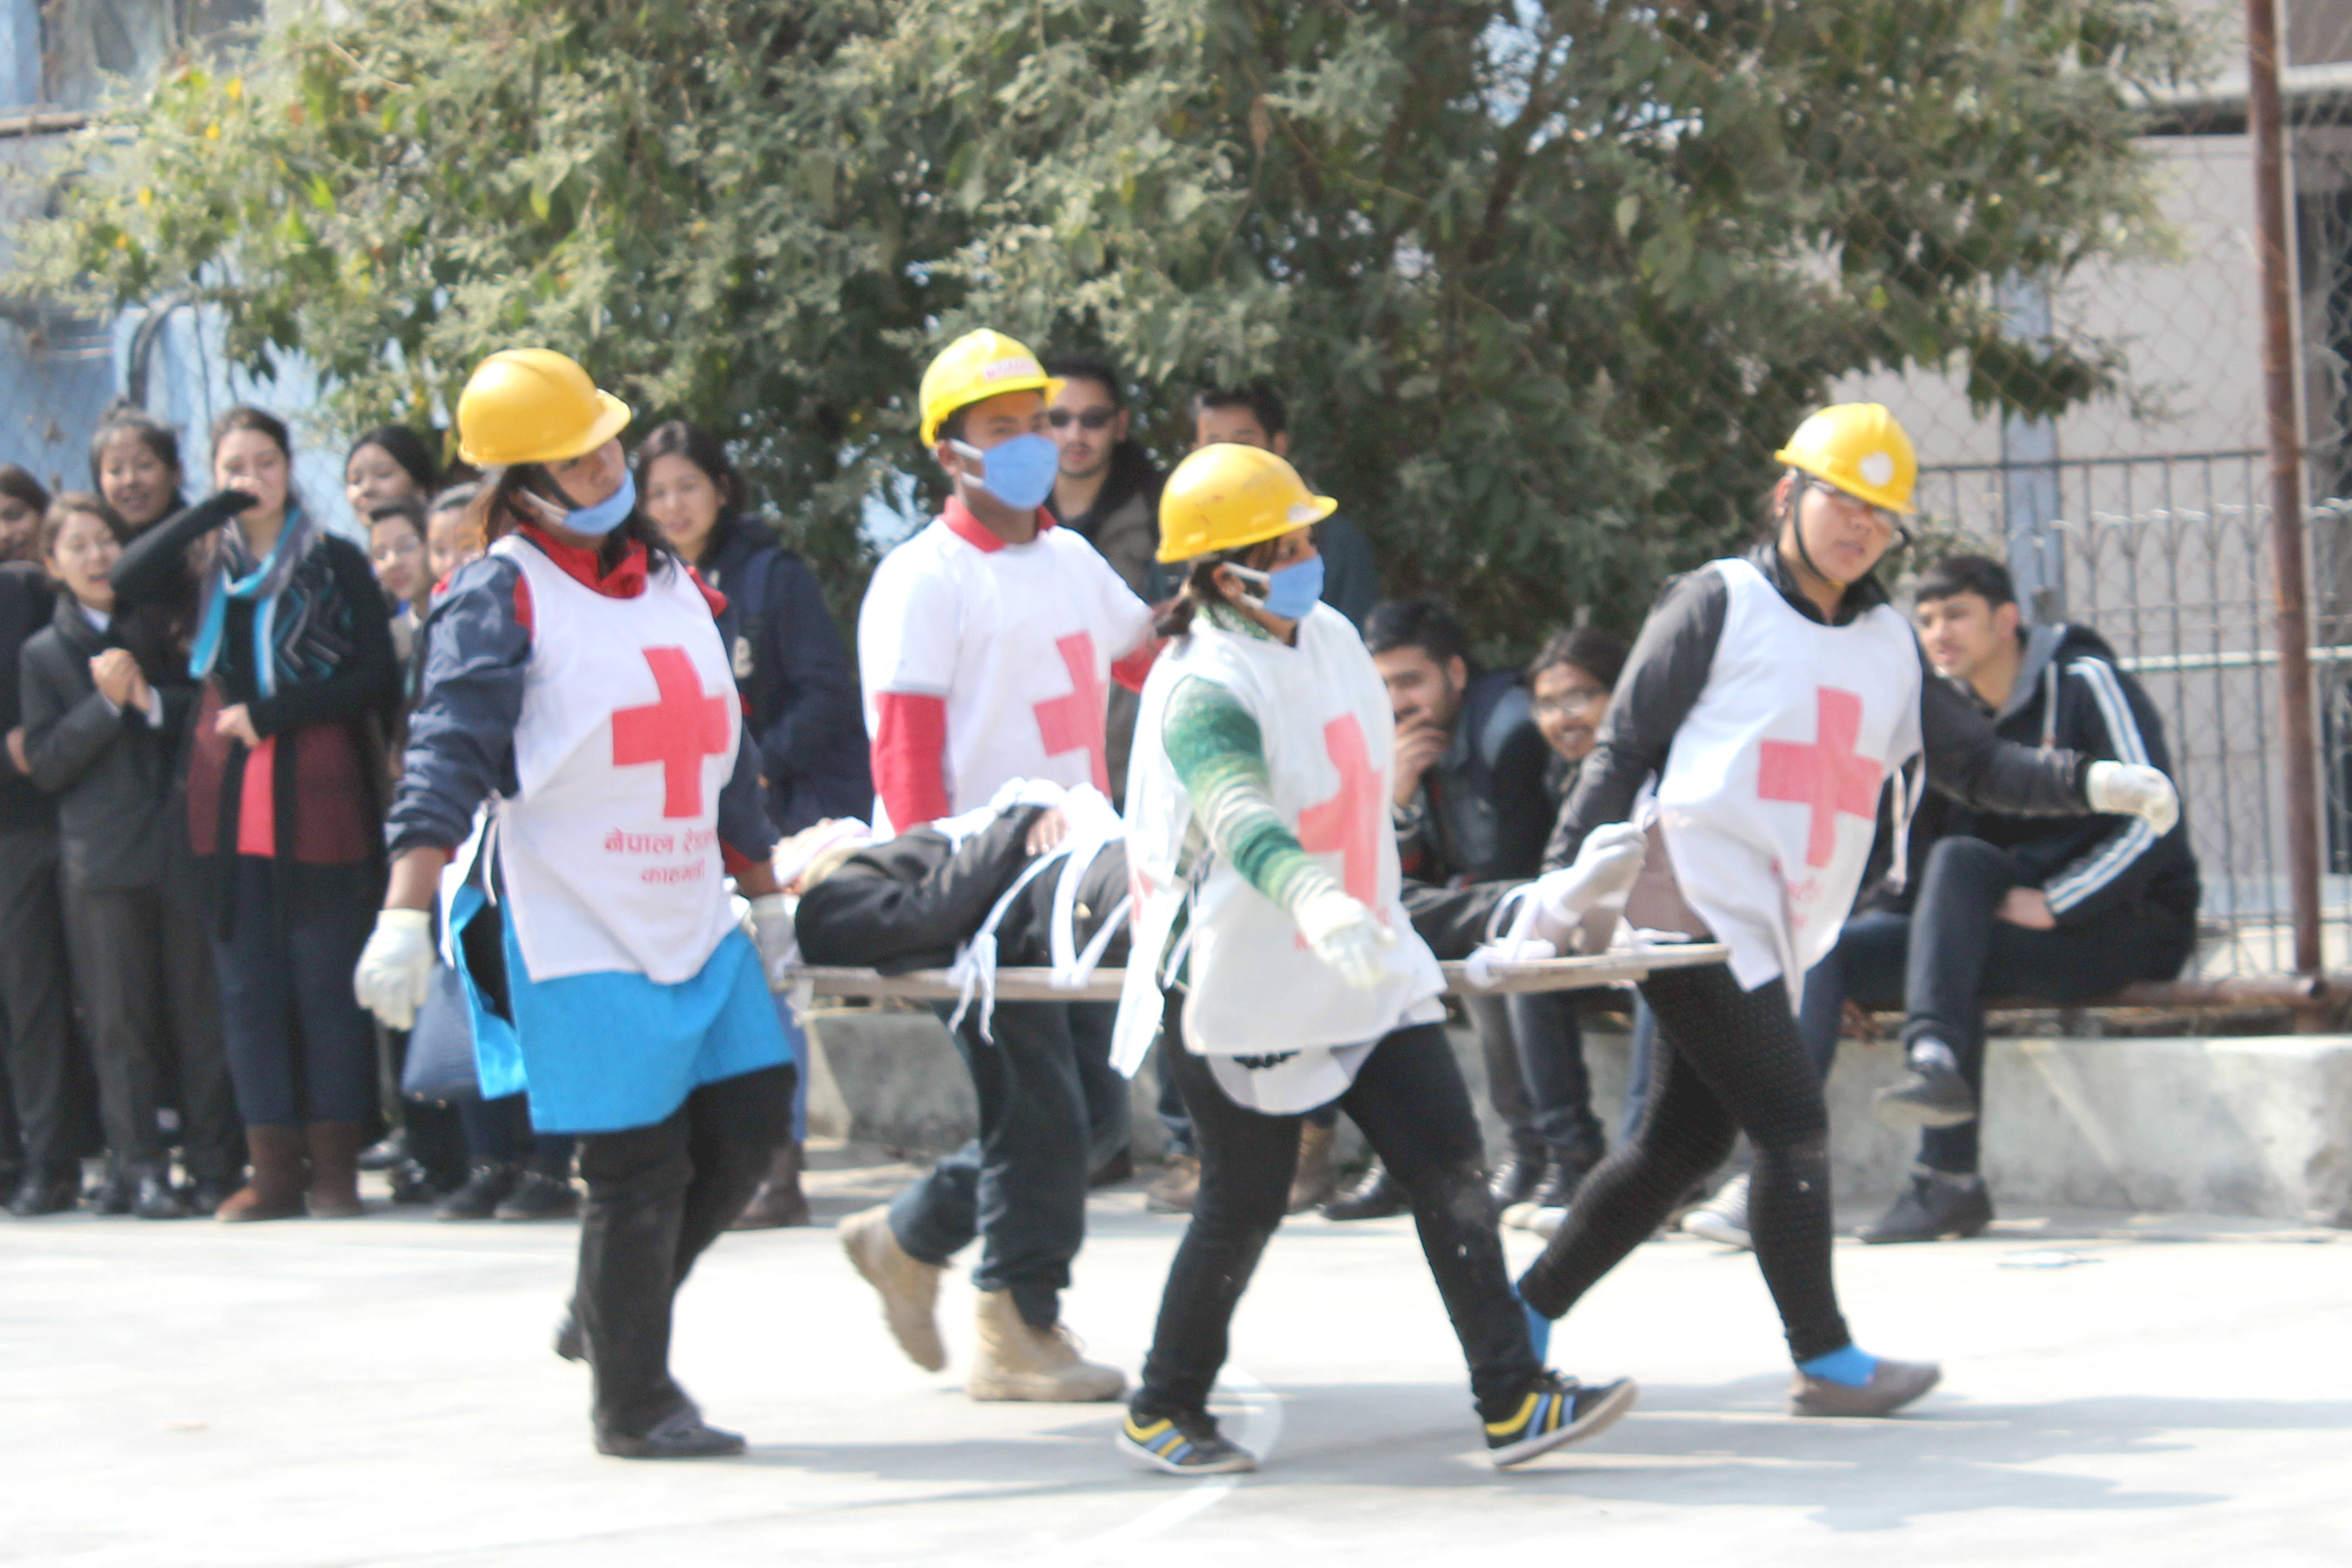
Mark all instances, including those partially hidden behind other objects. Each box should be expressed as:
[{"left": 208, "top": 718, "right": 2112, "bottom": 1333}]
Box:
[
  {"left": 1485, "top": 1370, "right": 1639, "bottom": 1468},
  {"left": 1117, "top": 1408, "right": 1257, "bottom": 1475}
]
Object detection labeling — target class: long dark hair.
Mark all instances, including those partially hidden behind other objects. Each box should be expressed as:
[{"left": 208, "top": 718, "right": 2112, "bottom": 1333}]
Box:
[
  {"left": 473, "top": 461, "right": 674, "bottom": 576},
  {"left": 348, "top": 425, "right": 437, "bottom": 494},
  {"left": 633, "top": 420, "right": 745, "bottom": 556},
  {"left": 1152, "top": 535, "right": 1290, "bottom": 639},
  {"left": 88, "top": 406, "right": 183, "bottom": 488}
]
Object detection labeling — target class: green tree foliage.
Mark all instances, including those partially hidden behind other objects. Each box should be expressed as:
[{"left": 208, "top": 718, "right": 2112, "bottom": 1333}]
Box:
[{"left": 15, "top": 0, "right": 2205, "bottom": 649}]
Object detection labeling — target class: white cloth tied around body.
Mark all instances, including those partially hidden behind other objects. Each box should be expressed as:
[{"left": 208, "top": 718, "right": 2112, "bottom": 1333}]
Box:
[{"left": 946, "top": 780, "right": 1132, "bottom": 1041}]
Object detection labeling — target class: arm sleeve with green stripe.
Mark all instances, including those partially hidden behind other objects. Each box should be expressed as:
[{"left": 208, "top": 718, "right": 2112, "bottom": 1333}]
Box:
[{"left": 1162, "top": 674, "right": 1344, "bottom": 921}]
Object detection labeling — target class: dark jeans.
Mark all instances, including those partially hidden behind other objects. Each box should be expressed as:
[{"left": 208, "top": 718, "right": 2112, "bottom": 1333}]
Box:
[
  {"left": 574, "top": 1063, "right": 792, "bottom": 1440},
  {"left": 1139, "top": 1001, "right": 1540, "bottom": 1423},
  {"left": 211, "top": 858, "right": 378, "bottom": 1128},
  {"left": 1794, "top": 911, "right": 1910, "bottom": 1079},
  {"left": 65, "top": 878, "right": 240, "bottom": 1183},
  {"left": 0, "top": 823, "right": 78, "bottom": 1178},
  {"left": 890, "top": 1000, "right": 1126, "bottom": 1328},
  {"left": 1498, "top": 990, "right": 1608, "bottom": 1159},
  {"left": 1523, "top": 963, "right": 1852, "bottom": 1363},
  {"left": 459, "top": 1090, "right": 573, "bottom": 1164},
  {"left": 1898, "top": 836, "right": 2195, "bottom": 1172}
]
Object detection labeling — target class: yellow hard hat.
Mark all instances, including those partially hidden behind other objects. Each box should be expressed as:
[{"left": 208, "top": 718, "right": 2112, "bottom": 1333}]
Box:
[
  {"left": 1157, "top": 443, "right": 1338, "bottom": 564},
  {"left": 1773, "top": 402, "right": 1917, "bottom": 514},
  {"left": 455, "top": 349, "right": 632, "bottom": 468},
  {"left": 918, "top": 329, "right": 1061, "bottom": 446}
]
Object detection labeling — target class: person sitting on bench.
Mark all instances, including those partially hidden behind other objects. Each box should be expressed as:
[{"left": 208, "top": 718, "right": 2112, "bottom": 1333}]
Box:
[{"left": 1863, "top": 554, "right": 2200, "bottom": 1244}]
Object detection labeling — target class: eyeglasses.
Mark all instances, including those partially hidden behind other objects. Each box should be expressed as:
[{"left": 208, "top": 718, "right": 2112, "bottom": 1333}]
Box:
[
  {"left": 1532, "top": 687, "right": 1609, "bottom": 720},
  {"left": 370, "top": 535, "right": 424, "bottom": 564},
  {"left": 1047, "top": 407, "right": 1117, "bottom": 431},
  {"left": 1803, "top": 478, "right": 1906, "bottom": 539}
]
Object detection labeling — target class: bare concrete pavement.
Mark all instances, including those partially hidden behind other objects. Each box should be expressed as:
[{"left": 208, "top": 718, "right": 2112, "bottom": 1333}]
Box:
[{"left": 4, "top": 1145, "right": 2348, "bottom": 1567}]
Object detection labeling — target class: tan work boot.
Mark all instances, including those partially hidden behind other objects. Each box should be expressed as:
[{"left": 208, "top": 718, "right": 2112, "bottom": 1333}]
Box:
[
  {"left": 1145, "top": 1154, "right": 1199, "bottom": 1214},
  {"left": 966, "top": 1290, "right": 1125, "bottom": 1402},
  {"left": 1286, "top": 1121, "right": 1338, "bottom": 1214},
  {"left": 838, "top": 1205, "right": 947, "bottom": 1371}
]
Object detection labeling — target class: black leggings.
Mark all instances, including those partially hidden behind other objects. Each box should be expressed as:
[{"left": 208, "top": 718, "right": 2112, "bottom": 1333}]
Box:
[
  {"left": 1518, "top": 963, "right": 1851, "bottom": 1363},
  {"left": 1138, "top": 998, "right": 1540, "bottom": 1424},
  {"left": 573, "top": 1064, "right": 793, "bottom": 1439}
]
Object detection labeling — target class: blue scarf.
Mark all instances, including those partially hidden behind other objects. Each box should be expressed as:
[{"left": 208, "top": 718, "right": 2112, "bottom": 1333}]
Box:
[{"left": 188, "top": 501, "right": 349, "bottom": 697}]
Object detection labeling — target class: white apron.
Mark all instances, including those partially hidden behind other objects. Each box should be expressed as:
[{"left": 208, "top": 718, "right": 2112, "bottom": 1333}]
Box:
[
  {"left": 1113, "top": 606, "right": 1445, "bottom": 1101},
  {"left": 1654, "top": 558, "right": 1922, "bottom": 1002},
  {"left": 479, "top": 536, "right": 745, "bottom": 985}
]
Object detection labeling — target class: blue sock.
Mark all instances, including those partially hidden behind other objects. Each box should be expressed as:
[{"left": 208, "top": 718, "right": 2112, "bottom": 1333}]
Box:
[
  {"left": 1799, "top": 1344, "right": 1880, "bottom": 1387},
  {"left": 1514, "top": 1285, "right": 1552, "bottom": 1363}
]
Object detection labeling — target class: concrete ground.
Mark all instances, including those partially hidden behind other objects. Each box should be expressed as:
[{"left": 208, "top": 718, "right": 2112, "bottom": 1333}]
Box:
[{"left": 5, "top": 1143, "right": 2349, "bottom": 1568}]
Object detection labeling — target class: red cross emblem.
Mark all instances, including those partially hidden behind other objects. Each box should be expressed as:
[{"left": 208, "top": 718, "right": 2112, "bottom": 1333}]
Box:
[
  {"left": 1756, "top": 686, "right": 1882, "bottom": 868},
  {"left": 611, "top": 647, "right": 732, "bottom": 818},
  {"left": 1032, "top": 631, "right": 1109, "bottom": 794},
  {"left": 1297, "top": 713, "right": 1381, "bottom": 902}
]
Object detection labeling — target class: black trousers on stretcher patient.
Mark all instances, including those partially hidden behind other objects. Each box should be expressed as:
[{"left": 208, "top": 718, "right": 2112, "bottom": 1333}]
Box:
[{"left": 795, "top": 801, "right": 1132, "bottom": 1333}]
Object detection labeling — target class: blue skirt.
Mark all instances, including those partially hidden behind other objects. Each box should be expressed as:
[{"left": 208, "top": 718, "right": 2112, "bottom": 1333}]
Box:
[{"left": 451, "top": 887, "right": 794, "bottom": 1135}]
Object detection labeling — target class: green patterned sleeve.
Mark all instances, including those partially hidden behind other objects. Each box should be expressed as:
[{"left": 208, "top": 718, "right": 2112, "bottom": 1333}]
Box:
[{"left": 1162, "top": 674, "right": 1342, "bottom": 919}]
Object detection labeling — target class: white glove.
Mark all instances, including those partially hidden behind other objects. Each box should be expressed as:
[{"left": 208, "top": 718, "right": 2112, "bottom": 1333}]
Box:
[
  {"left": 353, "top": 908, "right": 435, "bottom": 1030},
  {"left": 1527, "top": 822, "right": 1647, "bottom": 948},
  {"left": 1293, "top": 886, "right": 1396, "bottom": 991},
  {"left": 748, "top": 892, "right": 800, "bottom": 993},
  {"left": 2084, "top": 760, "right": 2179, "bottom": 836}
]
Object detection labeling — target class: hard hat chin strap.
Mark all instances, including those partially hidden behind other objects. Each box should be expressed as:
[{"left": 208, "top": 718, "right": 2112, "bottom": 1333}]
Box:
[{"left": 1782, "top": 470, "right": 1842, "bottom": 597}]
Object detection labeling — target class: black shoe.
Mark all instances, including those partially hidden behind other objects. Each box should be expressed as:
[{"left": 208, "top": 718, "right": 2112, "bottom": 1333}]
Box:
[
  {"left": 495, "top": 1167, "right": 580, "bottom": 1221},
  {"left": 132, "top": 1172, "right": 190, "bottom": 1220},
  {"left": 1322, "top": 1160, "right": 1409, "bottom": 1222},
  {"left": 1859, "top": 1169, "right": 1994, "bottom": 1244},
  {"left": 187, "top": 1177, "right": 240, "bottom": 1215},
  {"left": 1486, "top": 1371, "right": 1640, "bottom": 1467},
  {"left": 7, "top": 1171, "right": 79, "bottom": 1216},
  {"left": 595, "top": 1406, "right": 747, "bottom": 1460},
  {"left": 358, "top": 1131, "right": 405, "bottom": 1172},
  {"left": 1089, "top": 1148, "right": 1135, "bottom": 1189},
  {"left": 433, "top": 1161, "right": 517, "bottom": 1221},
  {"left": 555, "top": 1310, "right": 587, "bottom": 1363},
  {"left": 1525, "top": 1157, "right": 1585, "bottom": 1212},
  {"left": 386, "top": 1159, "right": 440, "bottom": 1205},
  {"left": 93, "top": 1173, "right": 133, "bottom": 1215},
  {"left": 1874, "top": 1052, "right": 1976, "bottom": 1129},
  {"left": 1488, "top": 1147, "right": 1546, "bottom": 1210}
]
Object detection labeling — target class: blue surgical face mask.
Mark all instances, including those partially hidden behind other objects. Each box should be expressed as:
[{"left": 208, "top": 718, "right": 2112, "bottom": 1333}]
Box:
[
  {"left": 554, "top": 468, "right": 637, "bottom": 536},
  {"left": 950, "top": 433, "right": 1058, "bottom": 513},
  {"left": 1229, "top": 553, "right": 1325, "bottom": 621}
]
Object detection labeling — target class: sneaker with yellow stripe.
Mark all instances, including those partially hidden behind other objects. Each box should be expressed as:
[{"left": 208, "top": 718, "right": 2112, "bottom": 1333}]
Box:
[
  {"left": 1117, "top": 1408, "right": 1256, "bottom": 1475},
  {"left": 1485, "top": 1370, "right": 1639, "bottom": 1468}
]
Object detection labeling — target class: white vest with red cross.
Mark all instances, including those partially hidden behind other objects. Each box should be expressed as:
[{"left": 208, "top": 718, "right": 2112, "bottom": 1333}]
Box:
[
  {"left": 1114, "top": 604, "right": 1445, "bottom": 1078},
  {"left": 1655, "top": 557, "right": 1922, "bottom": 1001},
  {"left": 484, "top": 535, "right": 744, "bottom": 986}
]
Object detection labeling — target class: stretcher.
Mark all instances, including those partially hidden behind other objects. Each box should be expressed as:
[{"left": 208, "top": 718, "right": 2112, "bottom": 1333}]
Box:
[{"left": 787, "top": 942, "right": 1731, "bottom": 1004}]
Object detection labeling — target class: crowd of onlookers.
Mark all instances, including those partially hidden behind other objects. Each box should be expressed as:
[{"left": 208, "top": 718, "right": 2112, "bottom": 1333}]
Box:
[{"left": 0, "top": 355, "right": 2199, "bottom": 1245}]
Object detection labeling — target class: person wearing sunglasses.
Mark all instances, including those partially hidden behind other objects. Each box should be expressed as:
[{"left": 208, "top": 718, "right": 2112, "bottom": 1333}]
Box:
[{"left": 1514, "top": 403, "right": 2181, "bottom": 1418}]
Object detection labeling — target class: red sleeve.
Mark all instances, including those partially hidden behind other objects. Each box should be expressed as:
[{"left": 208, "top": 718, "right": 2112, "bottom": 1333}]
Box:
[
  {"left": 1112, "top": 637, "right": 1163, "bottom": 694},
  {"left": 871, "top": 691, "right": 951, "bottom": 831},
  {"left": 685, "top": 564, "right": 729, "bottom": 620},
  {"left": 510, "top": 570, "right": 534, "bottom": 635},
  {"left": 721, "top": 842, "right": 760, "bottom": 876}
]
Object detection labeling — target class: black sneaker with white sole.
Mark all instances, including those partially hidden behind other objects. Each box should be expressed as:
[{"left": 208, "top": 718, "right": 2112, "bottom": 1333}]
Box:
[
  {"left": 1118, "top": 1408, "right": 1257, "bottom": 1474},
  {"left": 1485, "top": 1371, "right": 1639, "bottom": 1468}
]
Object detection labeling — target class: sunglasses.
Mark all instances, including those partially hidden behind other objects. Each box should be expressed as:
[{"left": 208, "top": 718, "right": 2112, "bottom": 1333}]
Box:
[{"left": 1047, "top": 407, "right": 1118, "bottom": 431}]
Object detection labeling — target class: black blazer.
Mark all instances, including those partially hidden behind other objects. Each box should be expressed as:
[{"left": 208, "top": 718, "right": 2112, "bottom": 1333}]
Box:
[{"left": 20, "top": 595, "right": 190, "bottom": 892}]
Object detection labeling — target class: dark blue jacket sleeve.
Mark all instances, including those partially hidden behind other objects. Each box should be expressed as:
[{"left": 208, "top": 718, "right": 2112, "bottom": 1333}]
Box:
[
  {"left": 718, "top": 712, "right": 778, "bottom": 863},
  {"left": 385, "top": 556, "right": 529, "bottom": 854},
  {"left": 753, "top": 551, "right": 869, "bottom": 810}
]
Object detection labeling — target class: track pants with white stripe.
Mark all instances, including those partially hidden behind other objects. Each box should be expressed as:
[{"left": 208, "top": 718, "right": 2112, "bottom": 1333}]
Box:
[{"left": 1901, "top": 835, "right": 2195, "bottom": 1173}]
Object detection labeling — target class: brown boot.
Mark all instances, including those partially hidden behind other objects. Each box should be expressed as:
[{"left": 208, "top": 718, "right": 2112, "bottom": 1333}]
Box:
[
  {"left": 1286, "top": 1121, "right": 1338, "bottom": 1215},
  {"left": 965, "top": 1290, "right": 1125, "bottom": 1402},
  {"left": 1145, "top": 1154, "right": 1199, "bottom": 1214},
  {"left": 304, "top": 1122, "right": 367, "bottom": 1218},
  {"left": 215, "top": 1127, "right": 308, "bottom": 1222},
  {"left": 728, "top": 1141, "right": 811, "bottom": 1230}
]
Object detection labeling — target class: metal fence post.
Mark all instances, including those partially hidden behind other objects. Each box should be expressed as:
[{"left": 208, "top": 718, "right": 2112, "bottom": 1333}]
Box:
[{"left": 2247, "top": 0, "right": 2325, "bottom": 976}]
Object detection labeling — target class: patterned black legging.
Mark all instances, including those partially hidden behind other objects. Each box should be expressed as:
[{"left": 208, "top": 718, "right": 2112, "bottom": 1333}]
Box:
[{"left": 1517, "top": 962, "right": 1852, "bottom": 1362}]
